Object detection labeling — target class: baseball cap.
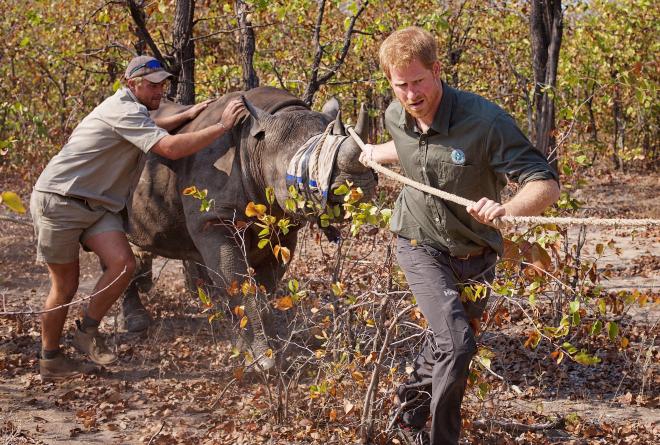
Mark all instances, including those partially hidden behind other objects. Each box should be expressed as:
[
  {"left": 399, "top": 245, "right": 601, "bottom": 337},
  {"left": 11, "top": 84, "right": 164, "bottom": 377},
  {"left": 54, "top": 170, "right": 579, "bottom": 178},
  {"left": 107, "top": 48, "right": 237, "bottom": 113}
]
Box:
[{"left": 125, "top": 56, "right": 173, "bottom": 82}]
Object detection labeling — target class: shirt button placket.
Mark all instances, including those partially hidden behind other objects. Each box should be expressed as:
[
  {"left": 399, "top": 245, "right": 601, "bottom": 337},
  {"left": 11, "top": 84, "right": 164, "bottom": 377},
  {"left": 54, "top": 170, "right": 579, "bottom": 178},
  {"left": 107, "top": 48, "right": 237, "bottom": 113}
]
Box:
[{"left": 419, "top": 136, "right": 428, "bottom": 183}]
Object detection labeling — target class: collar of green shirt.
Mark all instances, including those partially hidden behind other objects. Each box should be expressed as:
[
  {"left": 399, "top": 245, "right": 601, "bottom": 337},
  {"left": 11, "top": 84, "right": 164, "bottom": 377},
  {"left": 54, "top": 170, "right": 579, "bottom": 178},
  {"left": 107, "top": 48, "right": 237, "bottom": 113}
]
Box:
[{"left": 396, "top": 81, "right": 456, "bottom": 136}]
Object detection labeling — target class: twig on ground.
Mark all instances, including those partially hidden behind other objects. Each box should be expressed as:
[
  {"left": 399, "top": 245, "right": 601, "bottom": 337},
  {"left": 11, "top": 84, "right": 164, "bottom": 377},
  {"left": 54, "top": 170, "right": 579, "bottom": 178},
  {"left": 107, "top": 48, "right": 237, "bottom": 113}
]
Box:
[
  {"left": 147, "top": 422, "right": 165, "bottom": 445},
  {"left": 0, "top": 267, "right": 127, "bottom": 316},
  {"left": 472, "top": 416, "right": 564, "bottom": 433},
  {"left": 209, "top": 378, "right": 237, "bottom": 409},
  {"left": 0, "top": 215, "right": 32, "bottom": 226}
]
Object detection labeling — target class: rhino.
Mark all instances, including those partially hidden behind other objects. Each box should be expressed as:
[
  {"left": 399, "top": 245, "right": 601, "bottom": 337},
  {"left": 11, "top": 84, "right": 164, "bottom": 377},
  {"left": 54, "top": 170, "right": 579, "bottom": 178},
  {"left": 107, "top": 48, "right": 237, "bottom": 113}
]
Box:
[{"left": 122, "top": 86, "right": 375, "bottom": 370}]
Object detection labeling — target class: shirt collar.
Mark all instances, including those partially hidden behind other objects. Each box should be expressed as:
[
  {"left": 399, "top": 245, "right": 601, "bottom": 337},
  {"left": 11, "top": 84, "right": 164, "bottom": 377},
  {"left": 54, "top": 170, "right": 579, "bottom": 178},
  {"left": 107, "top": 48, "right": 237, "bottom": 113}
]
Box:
[
  {"left": 397, "top": 81, "right": 454, "bottom": 136},
  {"left": 121, "top": 87, "right": 140, "bottom": 104}
]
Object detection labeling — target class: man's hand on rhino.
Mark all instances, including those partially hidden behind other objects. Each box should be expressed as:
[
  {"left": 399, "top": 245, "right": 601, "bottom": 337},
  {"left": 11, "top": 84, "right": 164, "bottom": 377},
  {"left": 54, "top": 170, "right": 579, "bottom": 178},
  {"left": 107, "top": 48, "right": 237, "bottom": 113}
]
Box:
[
  {"left": 186, "top": 99, "right": 215, "bottom": 121},
  {"left": 218, "top": 99, "right": 245, "bottom": 130}
]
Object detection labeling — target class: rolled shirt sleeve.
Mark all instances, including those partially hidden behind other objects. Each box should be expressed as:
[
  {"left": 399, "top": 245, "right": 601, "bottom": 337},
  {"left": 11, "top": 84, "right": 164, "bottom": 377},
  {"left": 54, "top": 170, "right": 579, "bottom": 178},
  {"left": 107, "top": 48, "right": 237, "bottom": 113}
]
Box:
[
  {"left": 487, "top": 113, "right": 559, "bottom": 185},
  {"left": 114, "top": 109, "right": 169, "bottom": 153}
]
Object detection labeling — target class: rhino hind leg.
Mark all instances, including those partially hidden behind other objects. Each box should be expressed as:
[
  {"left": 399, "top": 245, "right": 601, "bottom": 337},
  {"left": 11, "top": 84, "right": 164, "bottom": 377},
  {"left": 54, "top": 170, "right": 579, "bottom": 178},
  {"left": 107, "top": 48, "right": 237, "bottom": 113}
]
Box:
[
  {"left": 183, "top": 259, "right": 216, "bottom": 306},
  {"left": 119, "top": 246, "right": 154, "bottom": 332}
]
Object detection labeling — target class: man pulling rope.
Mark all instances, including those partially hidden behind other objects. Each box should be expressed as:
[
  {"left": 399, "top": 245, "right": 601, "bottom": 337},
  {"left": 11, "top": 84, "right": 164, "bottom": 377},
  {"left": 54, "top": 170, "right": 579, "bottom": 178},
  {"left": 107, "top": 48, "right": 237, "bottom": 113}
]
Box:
[{"left": 357, "top": 27, "right": 561, "bottom": 445}]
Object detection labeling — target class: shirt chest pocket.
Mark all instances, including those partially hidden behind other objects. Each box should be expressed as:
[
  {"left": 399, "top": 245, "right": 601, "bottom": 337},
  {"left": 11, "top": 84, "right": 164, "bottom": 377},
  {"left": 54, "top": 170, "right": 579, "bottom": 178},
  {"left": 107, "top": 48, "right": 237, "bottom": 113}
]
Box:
[{"left": 430, "top": 160, "right": 483, "bottom": 201}]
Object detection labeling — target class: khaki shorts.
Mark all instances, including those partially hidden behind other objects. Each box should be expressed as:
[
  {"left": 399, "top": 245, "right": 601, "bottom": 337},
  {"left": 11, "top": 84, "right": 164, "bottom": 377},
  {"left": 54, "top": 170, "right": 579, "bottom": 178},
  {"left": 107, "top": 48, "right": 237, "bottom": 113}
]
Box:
[{"left": 30, "top": 190, "right": 125, "bottom": 264}]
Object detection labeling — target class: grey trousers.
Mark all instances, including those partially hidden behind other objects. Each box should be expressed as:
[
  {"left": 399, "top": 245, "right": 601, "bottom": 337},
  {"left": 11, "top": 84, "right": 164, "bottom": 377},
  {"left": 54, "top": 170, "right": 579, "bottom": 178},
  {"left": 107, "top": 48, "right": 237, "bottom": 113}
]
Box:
[{"left": 395, "top": 237, "right": 497, "bottom": 445}]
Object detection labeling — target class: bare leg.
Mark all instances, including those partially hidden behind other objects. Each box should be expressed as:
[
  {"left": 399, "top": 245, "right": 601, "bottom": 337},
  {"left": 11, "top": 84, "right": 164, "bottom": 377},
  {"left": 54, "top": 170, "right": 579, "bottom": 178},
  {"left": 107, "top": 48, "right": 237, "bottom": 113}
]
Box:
[
  {"left": 41, "top": 261, "right": 80, "bottom": 351},
  {"left": 83, "top": 231, "right": 136, "bottom": 321}
]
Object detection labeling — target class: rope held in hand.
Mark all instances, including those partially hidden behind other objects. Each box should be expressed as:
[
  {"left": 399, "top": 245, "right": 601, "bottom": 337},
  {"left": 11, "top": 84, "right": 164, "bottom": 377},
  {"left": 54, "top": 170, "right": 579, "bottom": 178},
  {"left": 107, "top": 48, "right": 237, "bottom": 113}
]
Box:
[{"left": 346, "top": 127, "right": 660, "bottom": 228}]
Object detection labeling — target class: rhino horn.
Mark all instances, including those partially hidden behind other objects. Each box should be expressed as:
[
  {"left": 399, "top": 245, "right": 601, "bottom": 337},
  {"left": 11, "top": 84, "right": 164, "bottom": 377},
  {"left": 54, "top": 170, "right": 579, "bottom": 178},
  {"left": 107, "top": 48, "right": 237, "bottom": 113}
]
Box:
[
  {"left": 332, "top": 110, "right": 346, "bottom": 135},
  {"left": 321, "top": 97, "right": 340, "bottom": 120},
  {"left": 242, "top": 95, "right": 272, "bottom": 137},
  {"left": 354, "top": 104, "right": 369, "bottom": 141}
]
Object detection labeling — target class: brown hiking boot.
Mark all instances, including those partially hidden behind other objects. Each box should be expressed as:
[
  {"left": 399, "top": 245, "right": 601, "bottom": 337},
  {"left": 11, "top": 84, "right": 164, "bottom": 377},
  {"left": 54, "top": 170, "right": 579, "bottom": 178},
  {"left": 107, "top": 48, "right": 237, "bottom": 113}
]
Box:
[
  {"left": 39, "top": 352, "right": 96, "bottom": 381},
  {"left": 72, "top": 322, "right": 118, "bottom": 365}
]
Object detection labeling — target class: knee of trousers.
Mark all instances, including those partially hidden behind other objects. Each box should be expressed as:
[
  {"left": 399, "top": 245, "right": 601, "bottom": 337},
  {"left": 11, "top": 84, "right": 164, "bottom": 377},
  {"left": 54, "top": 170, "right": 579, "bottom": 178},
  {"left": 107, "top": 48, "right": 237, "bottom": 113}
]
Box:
[{"left": 446, "top": 333, "right": 477, "bottom": 376}]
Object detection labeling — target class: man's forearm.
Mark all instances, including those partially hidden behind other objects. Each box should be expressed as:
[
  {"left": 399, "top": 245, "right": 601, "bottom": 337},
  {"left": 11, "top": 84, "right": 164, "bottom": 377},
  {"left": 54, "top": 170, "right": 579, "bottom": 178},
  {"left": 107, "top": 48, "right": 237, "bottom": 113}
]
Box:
[
  {"left": 370, "top": 140, "right": 399, "bottom": 164},
  {"left": 154, "top": 111, "right": 192, "bottom": 132},
  {"left": 152, "top": 123, "right": 226, "bottom": 160},
  {"left": 503, "top": 179, "right": 560, "bottom": 216}
]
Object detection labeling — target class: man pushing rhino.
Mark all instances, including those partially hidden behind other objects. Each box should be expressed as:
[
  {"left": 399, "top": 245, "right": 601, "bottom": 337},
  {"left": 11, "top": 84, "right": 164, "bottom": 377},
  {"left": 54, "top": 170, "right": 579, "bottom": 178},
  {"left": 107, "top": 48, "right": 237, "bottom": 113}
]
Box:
[{"left": 30, "top": 55, "right": 244, "bottom": 380}]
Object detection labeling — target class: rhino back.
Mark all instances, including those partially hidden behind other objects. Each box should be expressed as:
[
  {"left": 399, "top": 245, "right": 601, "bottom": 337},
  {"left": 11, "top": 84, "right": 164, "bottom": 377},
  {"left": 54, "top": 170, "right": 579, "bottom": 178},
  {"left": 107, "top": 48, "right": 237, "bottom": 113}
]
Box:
[{"left": 127, "top": 87, "right": 312, "bottom": 261}]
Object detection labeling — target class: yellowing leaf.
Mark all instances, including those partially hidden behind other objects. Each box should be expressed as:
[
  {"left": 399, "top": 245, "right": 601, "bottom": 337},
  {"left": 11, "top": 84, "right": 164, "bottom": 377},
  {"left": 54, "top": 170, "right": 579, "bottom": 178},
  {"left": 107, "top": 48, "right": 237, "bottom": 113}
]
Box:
[
  {"left": 1, "top": 191, "right": 26, "bottom": 214},
  {"left": 182, "top": 186, "right": 197, "bottom": 196},
  {"left": 241, "top": 280, "right": 256, "bottom": 296},
  {"left": 331, "top": 281, "right": 345, "bottom": 297},
  {"left": 524, "top": 330, "right": 541, "bottom": 349},
  {"left": 240, "top": 315, "right": 248, "bottom": 329},
  {"left": 550, "top": 349, "right": 564, "bottom": 365},
  {"left": 279, "top": 246, "right": 291, "bottom": 264},
  {"left": 351, "top": 371, "right": 365, "bottom": 383},
  {"left": 245, "top": 202, "right": 267, "bottom": 218},
  {"left": 197, "top": 286, "right": 212, "bottom": 307},
  {"left": 227, "top": 280, "right": 240, "bottom": 296},
  {"left": 233, "top": 305, "right": 245, "bottom": 317},
  {"left": 265, "top": 186, "right": 275, "bottom": 205},
  {"left": 273, "top": 296, "right": 294, "bottom": 311}
]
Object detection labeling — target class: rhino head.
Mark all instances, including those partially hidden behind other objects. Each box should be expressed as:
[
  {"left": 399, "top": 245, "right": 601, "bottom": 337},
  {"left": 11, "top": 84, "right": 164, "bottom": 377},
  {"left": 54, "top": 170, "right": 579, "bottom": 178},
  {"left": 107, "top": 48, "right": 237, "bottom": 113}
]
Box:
[{"left": 241, "top": 95, "right": 376, "bottom": 216}]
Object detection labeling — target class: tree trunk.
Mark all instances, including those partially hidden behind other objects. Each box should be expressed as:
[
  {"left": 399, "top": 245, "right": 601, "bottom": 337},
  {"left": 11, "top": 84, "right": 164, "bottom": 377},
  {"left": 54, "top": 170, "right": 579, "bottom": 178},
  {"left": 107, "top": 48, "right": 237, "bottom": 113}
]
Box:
[
  {"left": 530, "top": 0, "right": 563, "bottom": 168},
  {"left": 171, "top": 0, "right": 196, "bottom": 104},
  {"left": 610, "top": 65, "right": 624, "bottom": 170},
  {"left": 235, "top": 0, "right": 259, "bottom": 90},
  {"left": 445, "top": 0, "right": 473, "bottom": 88},
  {"left": 302, "top": 0, "right": 368, "bottom": 106}
]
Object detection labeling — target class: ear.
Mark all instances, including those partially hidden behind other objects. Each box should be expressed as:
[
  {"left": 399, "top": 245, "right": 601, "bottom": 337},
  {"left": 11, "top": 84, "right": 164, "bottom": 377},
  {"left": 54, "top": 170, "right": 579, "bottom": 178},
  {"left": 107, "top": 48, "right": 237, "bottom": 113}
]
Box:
[
  {"left": 321, "top": 97, "right": 340, "bottom": 120},
  {"left": 432, "top": 61, "right": 442, "bottom": 78},
  {"left": 243, "top": 95, "right": 272, "bottom": 137},
  {"left": 354, "top": 104, "right": 369, "bottom": 141},
  {"left": 332, "top": 110, "right": 346, "bottom": 136}
]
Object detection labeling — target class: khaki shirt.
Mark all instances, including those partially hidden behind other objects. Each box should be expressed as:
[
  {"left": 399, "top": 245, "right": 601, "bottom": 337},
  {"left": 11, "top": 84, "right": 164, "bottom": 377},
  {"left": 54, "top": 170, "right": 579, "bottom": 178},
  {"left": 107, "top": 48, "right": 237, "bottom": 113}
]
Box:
[
  {"left": 34, "top": 88, "right": 168, "bottom": 213},
  {"left": 386, "top": 82, "right": 558, "bottom": 257}
]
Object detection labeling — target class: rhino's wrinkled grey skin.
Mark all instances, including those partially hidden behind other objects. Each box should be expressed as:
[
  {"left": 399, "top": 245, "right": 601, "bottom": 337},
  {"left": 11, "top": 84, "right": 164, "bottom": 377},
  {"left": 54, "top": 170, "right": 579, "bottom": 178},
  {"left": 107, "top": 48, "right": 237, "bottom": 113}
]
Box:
[{"left": 123, "top": 87, "right": 374, "bottom": 370}]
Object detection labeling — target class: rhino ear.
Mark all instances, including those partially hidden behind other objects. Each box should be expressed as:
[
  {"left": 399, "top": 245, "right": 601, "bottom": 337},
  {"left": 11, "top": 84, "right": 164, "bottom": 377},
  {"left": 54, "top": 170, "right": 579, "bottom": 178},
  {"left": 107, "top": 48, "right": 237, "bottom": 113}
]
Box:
[
  {"left": 321, "top": 97, "right": 340, "bottom": 120},
  {"left": 242, "top": 95, "right": 272, "bottom": 137},
  {"left": 354, "top": 104, "right": 369, "bottom": 141},
  {"left": 332, "top": 110, "right": 346, "bottom": 136}
]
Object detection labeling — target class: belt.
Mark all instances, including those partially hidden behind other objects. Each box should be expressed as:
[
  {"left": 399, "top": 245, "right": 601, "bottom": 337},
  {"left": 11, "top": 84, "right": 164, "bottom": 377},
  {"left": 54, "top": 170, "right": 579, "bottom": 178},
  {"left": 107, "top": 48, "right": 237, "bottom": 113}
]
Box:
[{"left": 407, "top": 238, "right": 488, "bottom": 260}]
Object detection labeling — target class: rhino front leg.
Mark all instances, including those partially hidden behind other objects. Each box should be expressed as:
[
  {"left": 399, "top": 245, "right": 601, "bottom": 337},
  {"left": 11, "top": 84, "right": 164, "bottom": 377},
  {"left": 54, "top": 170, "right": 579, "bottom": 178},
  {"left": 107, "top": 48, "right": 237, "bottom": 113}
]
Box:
[
  {"left": 197, "top": 233, "right": 275, "bottom": 371},
  {"left": 119, "top": 246, "right": 154, "bottom": 332}
]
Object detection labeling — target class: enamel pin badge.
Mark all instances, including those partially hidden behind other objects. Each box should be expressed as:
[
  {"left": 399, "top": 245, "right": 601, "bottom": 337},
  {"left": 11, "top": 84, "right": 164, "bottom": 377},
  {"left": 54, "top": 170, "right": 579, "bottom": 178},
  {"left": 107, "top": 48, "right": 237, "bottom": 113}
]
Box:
[{"left": 451, "top": 148, "right": 466, "bottom": 165}]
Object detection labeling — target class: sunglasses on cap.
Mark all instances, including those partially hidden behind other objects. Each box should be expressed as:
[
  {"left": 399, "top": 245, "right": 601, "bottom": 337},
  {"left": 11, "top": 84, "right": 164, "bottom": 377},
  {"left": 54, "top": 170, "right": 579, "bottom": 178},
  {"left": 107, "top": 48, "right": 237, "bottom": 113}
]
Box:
[{"left": 128, "top": 59, "right": 163, "bottom": 77}]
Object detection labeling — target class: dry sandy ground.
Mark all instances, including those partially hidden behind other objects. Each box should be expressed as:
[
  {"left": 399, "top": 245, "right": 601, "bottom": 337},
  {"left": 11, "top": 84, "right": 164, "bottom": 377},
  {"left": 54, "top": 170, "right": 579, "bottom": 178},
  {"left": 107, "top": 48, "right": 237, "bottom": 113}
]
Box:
[{"left": 1, "top": 171, "right": 658, "bottom": 444}]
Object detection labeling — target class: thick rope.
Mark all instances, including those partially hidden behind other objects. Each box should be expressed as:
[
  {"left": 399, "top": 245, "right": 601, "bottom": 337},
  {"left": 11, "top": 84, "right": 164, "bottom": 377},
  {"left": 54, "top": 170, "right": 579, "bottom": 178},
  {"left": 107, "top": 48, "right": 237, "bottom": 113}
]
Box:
[{"left": 346, "top": 127, "right": 660, "bottom": 228}]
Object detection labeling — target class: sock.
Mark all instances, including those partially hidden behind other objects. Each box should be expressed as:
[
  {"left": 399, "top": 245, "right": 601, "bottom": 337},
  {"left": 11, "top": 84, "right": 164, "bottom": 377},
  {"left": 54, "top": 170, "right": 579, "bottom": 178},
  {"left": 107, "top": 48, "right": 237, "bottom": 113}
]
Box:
[
  {"left": 41, "top": 348, "right": 60, "bottom": 359},
  {"left": 79, "top": 314, "right": 100, "bottom": 332}
]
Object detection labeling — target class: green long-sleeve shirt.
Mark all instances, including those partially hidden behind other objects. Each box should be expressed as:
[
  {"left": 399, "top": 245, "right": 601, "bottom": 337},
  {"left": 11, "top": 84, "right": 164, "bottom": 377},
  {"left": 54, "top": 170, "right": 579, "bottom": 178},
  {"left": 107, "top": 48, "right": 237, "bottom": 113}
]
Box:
[{"left": 386, "top": 82, "right": 558, "bottom": 257}]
